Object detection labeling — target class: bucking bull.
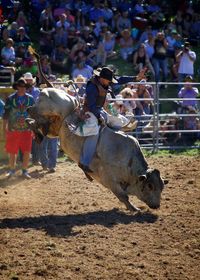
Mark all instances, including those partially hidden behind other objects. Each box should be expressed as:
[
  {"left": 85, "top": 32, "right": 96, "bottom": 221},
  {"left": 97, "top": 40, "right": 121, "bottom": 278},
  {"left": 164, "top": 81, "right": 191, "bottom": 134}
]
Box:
[
  {"left": 27, "top": 47, "right": 168, "bottom": 212},
  {"left": 27, "top": 89, "right": 169, "bottom": 212}
]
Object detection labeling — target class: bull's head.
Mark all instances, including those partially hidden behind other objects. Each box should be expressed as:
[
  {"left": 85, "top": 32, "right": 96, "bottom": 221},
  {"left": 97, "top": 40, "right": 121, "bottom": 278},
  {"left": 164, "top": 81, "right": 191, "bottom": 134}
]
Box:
[{"left": 138, "top": 169, "right": 168, "bottom": 209}]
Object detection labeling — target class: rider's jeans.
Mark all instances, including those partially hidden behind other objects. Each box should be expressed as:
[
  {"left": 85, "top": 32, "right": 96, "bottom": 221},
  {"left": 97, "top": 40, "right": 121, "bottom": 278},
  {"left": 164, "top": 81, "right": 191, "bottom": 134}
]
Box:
[{"left": 80, "top": 134, "right": 99, "bottom": 167}]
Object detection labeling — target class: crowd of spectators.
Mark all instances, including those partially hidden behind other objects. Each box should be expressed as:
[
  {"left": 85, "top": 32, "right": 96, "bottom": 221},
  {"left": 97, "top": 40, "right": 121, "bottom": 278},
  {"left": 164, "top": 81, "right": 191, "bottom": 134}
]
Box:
[
  {"left": 0, "top": 0, "right": 200, "bottom": 178},
  {"left": 0, "top": 0, "right": 200, "bottom": 82}
]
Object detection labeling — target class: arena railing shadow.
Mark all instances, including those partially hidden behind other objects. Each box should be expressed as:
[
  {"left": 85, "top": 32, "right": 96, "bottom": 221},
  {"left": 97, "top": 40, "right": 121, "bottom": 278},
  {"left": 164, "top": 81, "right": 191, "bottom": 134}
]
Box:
[{"left": 0, "top": 209, "right": 158, "bottom": 237}]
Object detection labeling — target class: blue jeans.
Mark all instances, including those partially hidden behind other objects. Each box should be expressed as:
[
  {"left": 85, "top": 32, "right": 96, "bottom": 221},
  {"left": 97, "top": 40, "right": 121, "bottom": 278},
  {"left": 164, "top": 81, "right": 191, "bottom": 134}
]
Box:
[
  {"left": 40, "top": 137, "right": 58, "bottom": 169},
  {"left": 152, "top": 58, "right": 168, "bottom": 82},
  {"left": 80, "top": 134, "right": 99, "bottom": 167}
]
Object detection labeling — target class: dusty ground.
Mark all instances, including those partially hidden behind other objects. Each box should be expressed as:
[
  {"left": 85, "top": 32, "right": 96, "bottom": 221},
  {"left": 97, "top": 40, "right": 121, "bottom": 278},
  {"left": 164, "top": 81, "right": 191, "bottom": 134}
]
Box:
[{"left": 0, "top": 155, "right": 199, "bottom": 280}]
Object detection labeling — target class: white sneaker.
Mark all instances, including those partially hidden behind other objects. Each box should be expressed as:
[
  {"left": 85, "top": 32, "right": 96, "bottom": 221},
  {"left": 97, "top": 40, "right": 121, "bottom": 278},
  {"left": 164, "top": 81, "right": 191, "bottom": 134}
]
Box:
[
  {"left": 5, "top": 170, "right": 15, "bottom": 179},
  {"left": 22, "top": 170, "right": 32, "bottom": 179}
]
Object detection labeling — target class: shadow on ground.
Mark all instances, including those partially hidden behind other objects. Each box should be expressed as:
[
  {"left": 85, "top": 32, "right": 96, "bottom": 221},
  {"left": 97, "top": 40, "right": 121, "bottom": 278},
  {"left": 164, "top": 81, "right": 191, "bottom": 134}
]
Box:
[{"left": 0, "top": 209, "right": 158, "bottom": 237}]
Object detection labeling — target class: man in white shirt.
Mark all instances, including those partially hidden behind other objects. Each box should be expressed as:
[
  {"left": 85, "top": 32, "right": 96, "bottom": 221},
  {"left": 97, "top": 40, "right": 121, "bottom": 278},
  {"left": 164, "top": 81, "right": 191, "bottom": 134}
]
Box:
[{"left": 176, "top": 42, "right": 196, "bottom": 83}]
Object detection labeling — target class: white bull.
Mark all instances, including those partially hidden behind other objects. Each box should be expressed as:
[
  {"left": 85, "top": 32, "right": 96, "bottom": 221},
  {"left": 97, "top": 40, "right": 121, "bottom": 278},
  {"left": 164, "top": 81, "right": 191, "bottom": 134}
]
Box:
[{"left": 27, "top": 88, "right": 168, "bottom": 212}]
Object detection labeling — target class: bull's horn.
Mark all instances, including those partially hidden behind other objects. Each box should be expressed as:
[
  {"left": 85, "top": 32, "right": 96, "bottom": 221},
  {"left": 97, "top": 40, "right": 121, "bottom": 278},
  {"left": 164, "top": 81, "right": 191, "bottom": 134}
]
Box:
[{"left": 138, "top": 175, "right": 147, "bottom": 181}]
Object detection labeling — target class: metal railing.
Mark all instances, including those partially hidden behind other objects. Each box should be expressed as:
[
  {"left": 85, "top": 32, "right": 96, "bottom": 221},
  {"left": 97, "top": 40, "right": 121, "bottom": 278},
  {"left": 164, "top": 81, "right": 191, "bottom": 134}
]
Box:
[{"left": 53, "top": 80, "right": 200, "bottom": 152}]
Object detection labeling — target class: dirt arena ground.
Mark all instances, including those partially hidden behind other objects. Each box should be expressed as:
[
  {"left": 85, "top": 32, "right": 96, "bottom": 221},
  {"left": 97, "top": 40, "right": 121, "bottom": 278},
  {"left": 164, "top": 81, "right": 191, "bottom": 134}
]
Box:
[{"left": 0, "top": 155, "right": 199, "bottom": 280}]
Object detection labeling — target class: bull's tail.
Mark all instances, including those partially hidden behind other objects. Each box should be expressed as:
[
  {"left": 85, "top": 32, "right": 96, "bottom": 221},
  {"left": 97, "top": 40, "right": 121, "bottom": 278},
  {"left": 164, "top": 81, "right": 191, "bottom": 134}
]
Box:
[{"left": 28, "top": 46, "right": 54, "bottom": 88}]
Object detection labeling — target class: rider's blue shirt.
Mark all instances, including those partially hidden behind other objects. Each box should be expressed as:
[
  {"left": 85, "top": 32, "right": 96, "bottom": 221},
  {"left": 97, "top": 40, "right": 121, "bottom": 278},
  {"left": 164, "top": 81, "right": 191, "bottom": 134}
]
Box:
[{"left": 85, "top": 75, "right": 136, "bottom": 118}]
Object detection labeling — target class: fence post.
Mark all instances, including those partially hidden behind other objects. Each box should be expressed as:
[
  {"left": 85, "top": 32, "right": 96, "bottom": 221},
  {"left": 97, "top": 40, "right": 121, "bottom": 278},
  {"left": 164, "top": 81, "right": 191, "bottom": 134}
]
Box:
[{"left": 153, "top": 83, "right": 160, "bottom": 152}]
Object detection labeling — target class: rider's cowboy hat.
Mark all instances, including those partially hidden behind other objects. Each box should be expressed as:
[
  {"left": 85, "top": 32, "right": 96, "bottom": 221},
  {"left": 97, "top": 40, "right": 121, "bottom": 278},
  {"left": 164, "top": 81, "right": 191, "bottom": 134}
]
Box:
[
  {"left": 12, "top": 78, "right": 28, "bottom": 90},
  {"left": 23, "top": 72, "right": 36, "bottom": 84},
  {"left": 93, "top": 67, "right": 118, "bottom": 83}
]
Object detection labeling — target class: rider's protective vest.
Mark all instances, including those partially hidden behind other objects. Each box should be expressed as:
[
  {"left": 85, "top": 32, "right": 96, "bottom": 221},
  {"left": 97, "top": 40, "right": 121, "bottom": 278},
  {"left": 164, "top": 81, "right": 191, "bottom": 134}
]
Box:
[{"left": 86, "top": 76, "right": 108, "bottom": 108}]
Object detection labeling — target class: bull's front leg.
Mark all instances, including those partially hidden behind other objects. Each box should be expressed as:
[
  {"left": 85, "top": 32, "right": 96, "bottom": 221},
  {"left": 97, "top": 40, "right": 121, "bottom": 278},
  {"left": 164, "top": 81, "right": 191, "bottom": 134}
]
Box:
[{"left": 111, "top": 187, "right": 140, "bottom": 212}]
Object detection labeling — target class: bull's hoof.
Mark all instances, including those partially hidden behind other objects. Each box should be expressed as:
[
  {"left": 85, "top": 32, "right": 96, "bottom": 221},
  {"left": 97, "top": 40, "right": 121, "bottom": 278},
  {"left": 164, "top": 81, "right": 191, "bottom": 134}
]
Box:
[
  {"left": 78, "top": 163, "right": 93, "bottom": 181},
  {"left": 84, "top": 172, "right": 94, "bottom": 182},
  {"left": 78, "top": 163, "right": 93, "bottom": 173}
]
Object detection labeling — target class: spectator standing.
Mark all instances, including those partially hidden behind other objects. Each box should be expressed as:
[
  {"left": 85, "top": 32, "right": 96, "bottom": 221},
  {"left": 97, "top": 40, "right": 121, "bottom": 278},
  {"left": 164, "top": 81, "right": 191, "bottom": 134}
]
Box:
[
  {"left": 23, "top": 72, "right": 41, "bottom": 166},
  {"left": 152, "top": 32, "right": 168, "bottom": 83},
  {"left": 23, "top": 72, "right": 40, "bottom": 102},
  {"left": 40, "top": 136, "right": 58, "bottom": 173},
  {"left": 176, "top": 41, "right": 196, "bottom": 83},
  {"left": 2, "top": 78, "right": 35, "bottom": 179}
]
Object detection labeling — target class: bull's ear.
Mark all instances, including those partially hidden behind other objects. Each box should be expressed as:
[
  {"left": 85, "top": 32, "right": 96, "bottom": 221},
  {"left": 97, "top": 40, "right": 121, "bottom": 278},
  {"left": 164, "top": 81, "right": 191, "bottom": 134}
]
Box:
[
  {"left": 41, "top": 89, "right": 49, "bottom": 97},
  {"left": 138, "top": 175, "right": 147, "bottom": 182},
  {"left": 163, "top": 179, "right": 169, "bottom": 185}
]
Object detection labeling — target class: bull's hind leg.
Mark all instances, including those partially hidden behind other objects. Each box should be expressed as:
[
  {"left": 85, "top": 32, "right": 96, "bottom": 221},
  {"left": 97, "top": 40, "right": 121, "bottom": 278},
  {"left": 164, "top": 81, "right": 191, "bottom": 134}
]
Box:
[{"left": 112, "top": 189, "right": 140, "bottom": 212}]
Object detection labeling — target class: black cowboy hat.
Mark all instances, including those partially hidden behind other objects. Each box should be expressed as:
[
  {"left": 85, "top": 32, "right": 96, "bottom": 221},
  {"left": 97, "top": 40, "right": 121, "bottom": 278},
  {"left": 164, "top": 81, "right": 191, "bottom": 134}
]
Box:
[
  {"left": 93, "top": 67, "right": 118, "bottom": 83},
  {"left": 12, "top": 77, "right": 28, "bottom": 90}
]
